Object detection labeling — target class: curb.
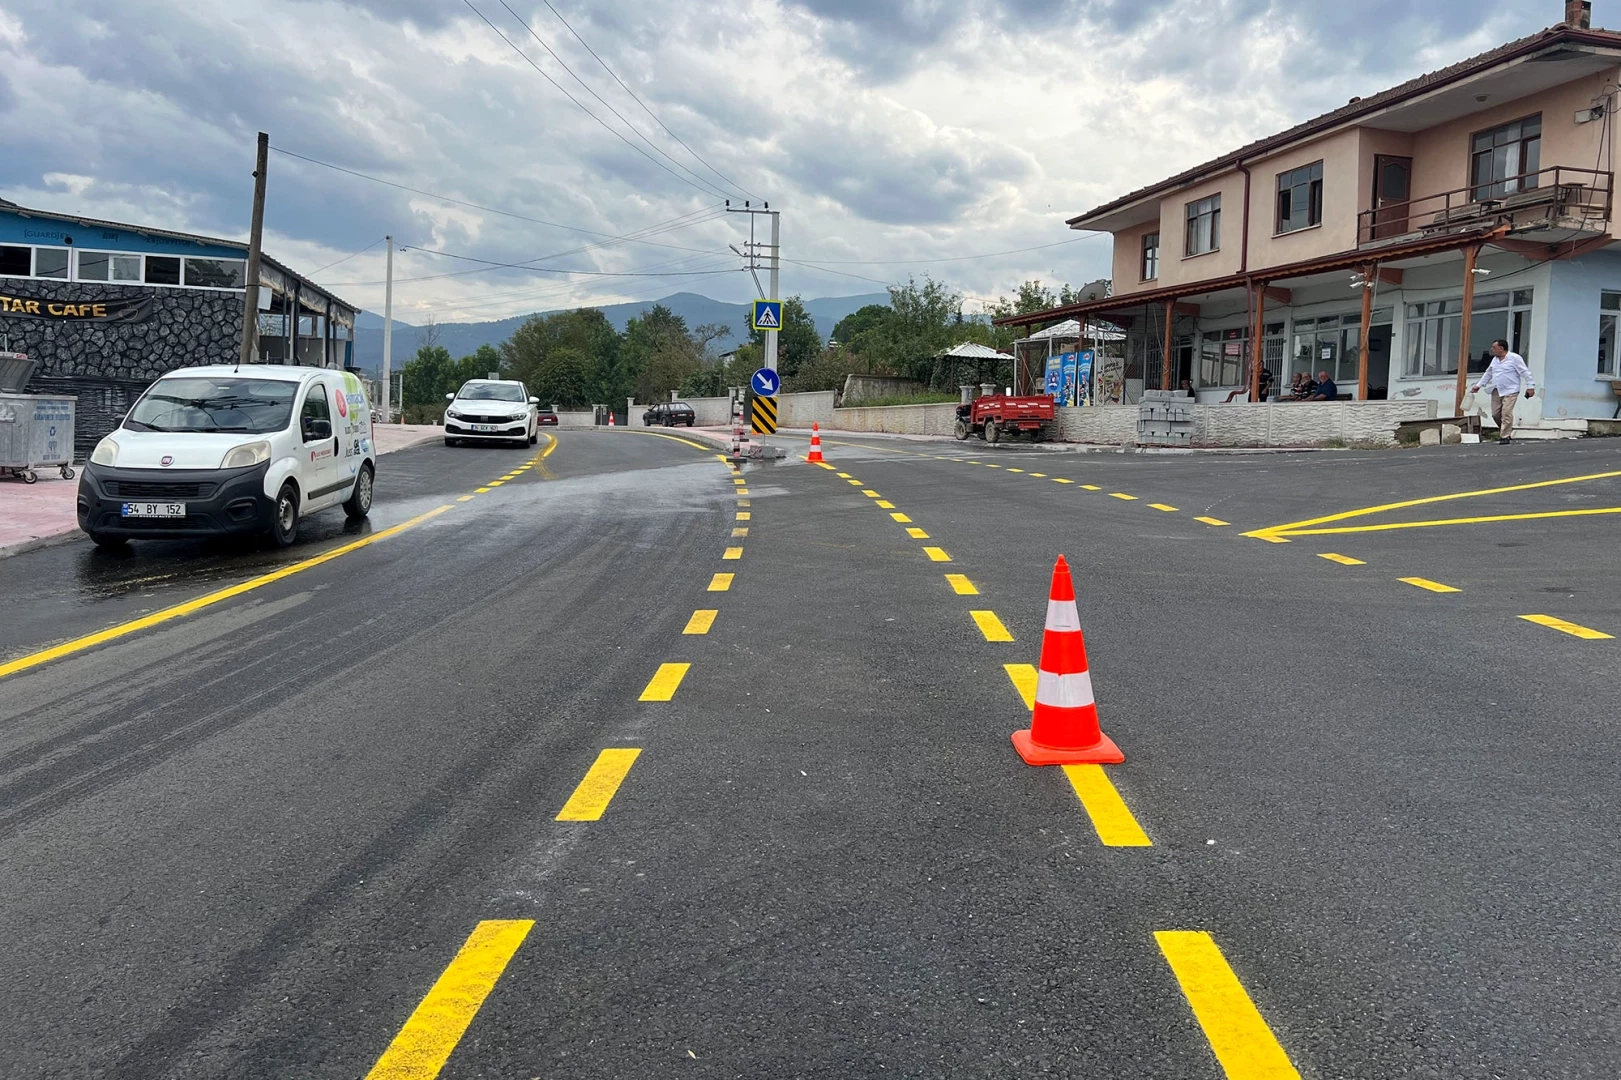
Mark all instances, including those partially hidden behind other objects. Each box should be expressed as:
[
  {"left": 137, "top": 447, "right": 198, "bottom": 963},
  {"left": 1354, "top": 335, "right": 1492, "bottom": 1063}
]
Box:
[{"left": 0, "top": 527, "right": 85, "bottom": 561}]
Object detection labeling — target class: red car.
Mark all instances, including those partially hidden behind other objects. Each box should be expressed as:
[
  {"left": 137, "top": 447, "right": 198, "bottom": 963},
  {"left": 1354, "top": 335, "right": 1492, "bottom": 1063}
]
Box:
[{"left": 537, "top": 406, "right": 559, "bottom": 427}]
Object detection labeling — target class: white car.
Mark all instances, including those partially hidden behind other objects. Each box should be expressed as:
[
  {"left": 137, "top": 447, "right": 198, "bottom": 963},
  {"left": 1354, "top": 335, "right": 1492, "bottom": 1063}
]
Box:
[
  {"left": 78, "top": 365, "right": 376, "bottom": 549},
  {"left": 443, "top": 379, "right": 540, "bottom": 448}
]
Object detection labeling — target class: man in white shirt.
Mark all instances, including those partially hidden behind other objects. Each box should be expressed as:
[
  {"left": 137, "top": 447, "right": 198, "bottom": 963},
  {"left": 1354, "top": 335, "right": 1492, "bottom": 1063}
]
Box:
[{"left": 1470, "top": 338, "right": 1536, "bottom": 444}]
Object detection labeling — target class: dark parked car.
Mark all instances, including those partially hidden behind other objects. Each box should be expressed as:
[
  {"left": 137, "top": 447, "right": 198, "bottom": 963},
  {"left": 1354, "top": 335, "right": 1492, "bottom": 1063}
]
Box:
[
  {"left": 537, "top": 405, "right": 559, "bottom": 427},
  {"left": 643, "top": 402, "right": 697, "bottom": 427}
]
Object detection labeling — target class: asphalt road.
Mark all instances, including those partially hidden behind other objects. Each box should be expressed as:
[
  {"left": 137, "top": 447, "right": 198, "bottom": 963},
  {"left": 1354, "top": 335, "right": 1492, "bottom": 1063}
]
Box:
[{"left": 1, "top": 427, "right": 1618, "bottom": 1078}]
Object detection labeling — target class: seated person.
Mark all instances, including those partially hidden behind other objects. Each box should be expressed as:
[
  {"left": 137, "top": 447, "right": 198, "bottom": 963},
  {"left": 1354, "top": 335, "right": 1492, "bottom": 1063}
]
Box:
[
  {"left": 1307, "top": 370, "right": 1338, "bottom": 400},
  {"left": 1179, "top": 379, "right": 1195, "bottom": 397},
  {"left": 1287, "top": 373, "right": 1312, "bottom": 399},
  {"left": 1256, "top": 366, "right": 1275, "bottom": 401}
]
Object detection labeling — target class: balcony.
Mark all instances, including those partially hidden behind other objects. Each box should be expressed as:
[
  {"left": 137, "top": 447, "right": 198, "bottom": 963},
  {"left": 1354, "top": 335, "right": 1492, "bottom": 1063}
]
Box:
[{"left": 1357, "top": 166, "right": 1612, "bottom": 247}]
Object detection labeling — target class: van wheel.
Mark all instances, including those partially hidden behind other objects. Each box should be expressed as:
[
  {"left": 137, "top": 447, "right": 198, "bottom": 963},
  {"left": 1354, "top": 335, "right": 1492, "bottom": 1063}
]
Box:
[
  {"left": 271, "top": 482, "right": 300, "bottom": 547},
  {"left": 344, "top": 463, "right": 374, "bottom": 520}
]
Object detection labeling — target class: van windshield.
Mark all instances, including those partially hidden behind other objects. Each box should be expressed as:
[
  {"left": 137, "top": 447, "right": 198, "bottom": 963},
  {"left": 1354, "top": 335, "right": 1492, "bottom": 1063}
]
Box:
[
  {"left": 125, "top": 377, "right": 298, "bottom": 434},
  {"left": 457, "top": 382, "right": 525, "bottom": 402}
]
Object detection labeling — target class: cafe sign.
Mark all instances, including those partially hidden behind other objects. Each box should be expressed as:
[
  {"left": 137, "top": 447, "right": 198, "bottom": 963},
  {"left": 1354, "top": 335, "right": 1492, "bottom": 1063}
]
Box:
[{"left": 0, "top": 292, "right": 155, "bottom": 322}]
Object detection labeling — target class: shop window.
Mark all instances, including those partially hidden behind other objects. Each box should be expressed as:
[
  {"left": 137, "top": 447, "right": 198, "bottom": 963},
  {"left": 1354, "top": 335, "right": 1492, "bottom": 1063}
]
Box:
[
  {"left": 0, "top": 245, "right": 31, "bottom": 276},
  {"left": 1275, "top": 161, "right": 1323, "bottom": 234},
  {"left": 34, "top": 248, "right": 69, "bottom": 279},
  {"left": 77, "top": 251, "right": 142, "bottom": 282},
  {"left": 146, "top": 256, "right": 181, "bottom": 286},
  {"left": 1599, "top": 292, "right": 1621, "bottom": 376},
  {"left": 1198, "top": 328, "right": 1246, "bottom": 387},
  {"left": 1403, "top": 290, "right": 1531, "bottom": 377},
  {"left": 1185, "top": 195, "right": 1220, "bottom": 256},
  {"left": 1141, "top": 232, "right": 1160, "bottom": 280},
  {"left": 184, "top": 258, "right": 246, "bottom": 288}
]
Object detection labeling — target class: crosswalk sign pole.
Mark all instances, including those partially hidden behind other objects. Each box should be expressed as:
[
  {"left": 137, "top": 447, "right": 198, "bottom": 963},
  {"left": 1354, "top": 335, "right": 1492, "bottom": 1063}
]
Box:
[{"left": 766, "top": 210, "right": 779, "bottom": 373}]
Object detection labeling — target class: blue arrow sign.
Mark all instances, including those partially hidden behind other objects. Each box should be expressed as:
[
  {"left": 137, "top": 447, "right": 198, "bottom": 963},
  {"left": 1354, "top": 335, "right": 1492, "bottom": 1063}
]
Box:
[
  {"left": 752, "top": 299, "right": 782, "bottom": 331},
  {"left": 750, "top": 367, "right": 781, "bottom": 397}
]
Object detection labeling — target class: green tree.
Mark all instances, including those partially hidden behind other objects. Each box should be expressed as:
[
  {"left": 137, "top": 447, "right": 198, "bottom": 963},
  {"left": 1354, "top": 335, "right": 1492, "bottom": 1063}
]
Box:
[
  {"left": 503, "top": 308, "right": 622, "bottom": 408},
  {"left": 831, "top": 303, "right": 892, "bottom": 351},
  {"left": 622, "top": 304, "right": 701, "bottom": 404},
  {"left": 401, "top": 344, "right": 454, "bottom": 406}
]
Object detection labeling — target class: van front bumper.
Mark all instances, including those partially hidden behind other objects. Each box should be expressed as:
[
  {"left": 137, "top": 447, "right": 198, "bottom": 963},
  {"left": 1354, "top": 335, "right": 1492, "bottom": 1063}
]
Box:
[{"left": 78, "top": 462, "right": 276, "bottom": 539}]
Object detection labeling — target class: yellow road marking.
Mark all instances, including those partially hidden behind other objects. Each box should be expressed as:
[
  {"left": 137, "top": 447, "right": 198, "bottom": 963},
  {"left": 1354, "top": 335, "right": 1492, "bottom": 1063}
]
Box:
[
  {"left": 906, "top": 527, "right": 929, "bottom": 539},
  {"left": 0, "top": 505, "right": 453, "bottom": 683},
  {"left": 863, "top": 489, "right": 881, "bottom": 497},
  {"left": 708, "top": 573, "right": 734, "bottom": 591},
  {"left": 923, "top": 546, "right": 952, "bottom": 562},
  {"left": 736, "top": 511, "right": 751, "bottom": 521},
  {"left": 500, "top": 475, "right": 517, "bottom": 481},
  {"left": 487, "top": 480, "right": 504, "bottom": 487},
  {"left": 1029, "top": 472, "right": 1047, "bottom": 478},
  {"left": 734, "top": 478, "right": 747, "bottom": 485},
  {"left": 1007, "top": 468, "right": 1025, "bottom": 473},
  {"left": 735, "top": 488, "right": 749, "bottom": 495},
  {"left": 626, "top": 429, "right": 710, "bottom": 452},
  {"left": 876, "top": 500, "right": 896, "bottom": 509},
  {"left": 363, "top": 919, "right": 534, "bottom": 1080},
  {"left": 1110, "top": 492, "right": 1137, "bottom": 501},
  {"left": 891, "top": 512, "right": 913, "bottom": 523},
  {"left": 639, "top": 663, "right": 691, "bottom": 701},
  {"left": 946, "top": 574, "right": 979, "bottom": 595},
  {"left": 1196, "top": 516, "right": 1230, "bottom": 526},
  {"left": 847, "top": 479, "right": 863, "bottom": 486},
  {"left": 1274, "top": 506, "right": 1621, "bottom": 536},
  {"left": 1254, "top": 534, "right": 1291, "bottom": 544},
  {"left": 732, "top": 527, "right": 748, "bottom": 537},
  {"left": 1400, "top": 576, "right": 1460, "bottom": 593},
  {"left": 723, "top": 546, "right": 743, "bottom": 560},
  {"left": 737, "top": 499, "right": 751, "bottom": 507},
  {"left": 1519, "top": 614, "right": 1613, "bottom": 639},
  {"left": 1054, "top": 478, "right": 1074, "bottom": 484},
  {"left": 556, "top": 748, "right": 642, "bottom": 821},
  {"left": 984, "top": 463, "right": 1001, "bottom": 468},
  {"left": 1155, "top": 931, "right": 1301, "bottom": 1080},
  {"left": 1062, "top": 765, "right": 1152, "bottom": 847},
  {"left": 1082, "top": 484, "right": 1102, "bottom": 491},
  {"left": 475, "top": 486, "right": 491, "bottom": 493},
  {"left": 814, "top": 460, "right": 835, "bottom": 469},
  {"left": 1248, "top": 468, "right": 1621, "bottom": 539},
  {"left": 837, "top": 472, "right": 852, "bottom": 478},
  {"left": 684, "top": 609, "right": 718, "bottom": 635},
  {"left": 1318, "top": 553, "right": 1365, "bottom": 566},
  {"left": 1004, "top": 663, "right": 1037, "bottom": 709},
  {"left": 970, "top": 610, "right": 1014, "bottom": 642},
  {"left": 1149, "top": 503, "right": 1178, "bottom": 512},
  {"left": 456, "top": 495, "right": 474, "bottom": 502}
]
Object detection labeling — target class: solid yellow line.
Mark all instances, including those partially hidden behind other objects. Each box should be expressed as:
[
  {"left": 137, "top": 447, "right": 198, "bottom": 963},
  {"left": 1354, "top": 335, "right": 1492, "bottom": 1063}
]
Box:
[
  {"left": 1196, "top": 516, "right": 1231, "bottom": 526},
  {"left": 946, "top": 573, "right": 979, "bottom": 595},
  {"left": 1317, "top": 552, "right": 1365, "bottom": 566},
  {"left": 1155, "top": 931, "right": 1301, "bottom": 1079},
  {"left": 1248, "top": 468, "right": 1621, "bottom": 539},
  {"left": 1054, "top": 478, "right": 1074, "bottom": 484},
  {"left": 708, "top": 573, "right": 734, "bottom": 591},
  {"left": 876, "top": 500, "right": 896, "bottom": 509},
  {"left": 1110, "top": 492, "right": 1137, "bottom": 501},
  {"left": 1519, "top": 614, "right": 1613, "bottom": 640},
  {"left": 891, "top": 512, "right": 913, "bottom": 523},
  {"left": 639, "top": 662, "right": 691, "bottom": 701},
  {"left": 555, "top": 748, "right": 642, "bottom": 821},
  {"left": 1149, "top": 503, "right": 1179, "bottom": 512},
  {"left": 970, "top": 610, "right": 1014, "bottom": 642},
  {"left": 363, "top": 920, "right": 534, "bottom": 1080},
  {"left": 0, "top": 505, "right": 452, "bottom": 683},
  {"left": 723, "top": 546, "right": 743, "bottom": 560},
  {"left": 1004, "top": 663, "right": 1037, "bottom": 710},
  {"left": 684, "top": 609, "right": 718, "bottom": 635},
  {"left": 736, "top": 511, "right": 751, "bottom": 521},
  {"left": 540, "top": 432, "right": 560, "bottom": 457},
  {"left": 1062, "top": 765, "right": 1151, "bottom": 847},
  {"left": 1275, "top": 506, "right": 1621, "bottom": 536},
  {"left": 923, "top": 546, "right": 952, "bottom": 562},
  {"left": 906, "top": 527, "right": 930, "bottom": 539},
  {"left": 1400, "top": 576, "right": 1460, "bottom": 593},
  {"left": 627, "top": 429, "right": 710, "bottom": 452},
  {"left": 732, "top": 527, "right": 749, "bottom": 537}
]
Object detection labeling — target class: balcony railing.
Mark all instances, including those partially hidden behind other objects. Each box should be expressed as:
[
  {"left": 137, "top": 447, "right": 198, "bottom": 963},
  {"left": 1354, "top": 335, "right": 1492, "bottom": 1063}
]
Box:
[{"left": 1357, "top": 166, "right": 1612, "bottom": 246}]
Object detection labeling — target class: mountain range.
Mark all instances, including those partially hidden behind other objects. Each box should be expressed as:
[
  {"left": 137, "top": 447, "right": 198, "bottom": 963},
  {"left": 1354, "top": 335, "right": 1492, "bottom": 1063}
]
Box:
[{"left": 350, "top": 291, "right": 889, "bottom": 374}]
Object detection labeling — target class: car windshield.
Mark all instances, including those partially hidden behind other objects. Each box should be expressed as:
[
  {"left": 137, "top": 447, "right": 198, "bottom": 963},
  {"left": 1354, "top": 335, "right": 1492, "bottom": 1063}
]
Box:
[
  {"left": 124, "top": 377, "right": 298, "bottom": 434},
  {"left": 457, "top": 382, "right": 525, "bottom": 402}
]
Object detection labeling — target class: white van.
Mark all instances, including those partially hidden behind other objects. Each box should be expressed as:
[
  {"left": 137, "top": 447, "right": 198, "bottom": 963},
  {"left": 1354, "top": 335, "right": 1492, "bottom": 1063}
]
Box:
[{"left": 78, "top": 365, "right": 377, "bottom": 548}]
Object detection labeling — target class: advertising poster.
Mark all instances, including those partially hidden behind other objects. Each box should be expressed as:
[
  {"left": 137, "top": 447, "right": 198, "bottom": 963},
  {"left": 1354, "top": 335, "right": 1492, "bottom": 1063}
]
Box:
[
  {"left": 1076, "top": 349, "right": 1095, "bottom": 406},
  {"left": 1044, "top": 353, "right": 1062, "bottom": 397},
  {"left": 1058, "top": 351, "right": 1078, "bottom": 405}
]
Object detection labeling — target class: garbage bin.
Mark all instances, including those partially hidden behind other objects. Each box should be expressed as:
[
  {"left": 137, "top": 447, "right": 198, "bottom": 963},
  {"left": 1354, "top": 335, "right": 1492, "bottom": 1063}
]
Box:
[{"left": 0, "top": 353, "right": 78, "bottom": 484}]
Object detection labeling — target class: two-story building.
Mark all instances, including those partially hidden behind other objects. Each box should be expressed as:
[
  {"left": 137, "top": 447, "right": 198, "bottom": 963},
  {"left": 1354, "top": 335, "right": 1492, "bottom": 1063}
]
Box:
[{"left": 1001, "top": 0, "right": 1621, "bottom": 431}]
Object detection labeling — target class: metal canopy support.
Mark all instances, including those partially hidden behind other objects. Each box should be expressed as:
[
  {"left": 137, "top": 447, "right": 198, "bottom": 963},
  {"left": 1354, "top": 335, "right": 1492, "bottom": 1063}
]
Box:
[
  {"left": 1455, "top": 243, "right": 1482, "bottom": 415},
  {"left": 1161, "top": 298, "right": 1175, "bottom": 391}
]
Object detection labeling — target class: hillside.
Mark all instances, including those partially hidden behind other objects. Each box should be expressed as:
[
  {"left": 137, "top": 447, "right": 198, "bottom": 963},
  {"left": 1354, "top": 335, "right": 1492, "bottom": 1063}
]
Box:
[{"left": 351, "top": 291, "right": 889, "bottom": 373}]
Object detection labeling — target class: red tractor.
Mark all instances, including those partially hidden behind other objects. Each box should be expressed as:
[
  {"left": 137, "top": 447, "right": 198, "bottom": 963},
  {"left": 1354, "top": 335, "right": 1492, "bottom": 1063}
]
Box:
[{"left": 954, "top": 394, "right": 1057, "bottom": 443}]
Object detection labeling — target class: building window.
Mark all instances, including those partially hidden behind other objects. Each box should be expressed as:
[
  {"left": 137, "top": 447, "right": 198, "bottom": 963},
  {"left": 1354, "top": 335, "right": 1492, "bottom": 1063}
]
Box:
[
  {"left": 0, "top": 245, "right": 30, "bottom": 276},
  {"left": 1185, "top": 194, "right": 1221, "bottom": 256},
  {"left": 1600, "top": 292, "right": 1621, "bottom": 376},
  {"left": 34, "top": 248, "right": 69, "bottom": 279},
  {"left": 1275, "top": 161, "right": 1323, "bottom": 234},
  {"left": 1141, "top": 232, "right": 1160, "bottom": 280},
  {"left": 1471, "top": 115, "right": 1541, "bottom": 200},
  {"left": 146, "top": 256, "right": 182, "bottom": 286},
  {"left": 76, "top": 251, "right": 143, "bottom": 282},
  {"left": 1403, "top": 289, "right": 1533, "bottom": 377},
  {"left": 183, "top": 257, "right": 246, "bottom": 288},
  {"left": 1198, "top": 328, "right": 1247, "bottom": 388}
]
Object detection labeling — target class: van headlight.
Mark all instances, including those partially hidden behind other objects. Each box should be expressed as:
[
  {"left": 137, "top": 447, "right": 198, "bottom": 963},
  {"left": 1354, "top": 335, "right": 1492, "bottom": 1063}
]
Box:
[
  {"left": 90, "top": 437, "right": 120, "bottom": 466},
  {"left": 220, "top": 440, "right": 271, "bottom": 469}
]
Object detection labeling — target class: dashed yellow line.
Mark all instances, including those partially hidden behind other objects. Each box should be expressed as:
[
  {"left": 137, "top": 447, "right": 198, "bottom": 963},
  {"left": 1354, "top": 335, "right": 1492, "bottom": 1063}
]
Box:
[
  {"left": 1149, "top": 503, "right": 1178, "bottom": 512},
  {"left": 1082, "top": 484, "right": 1102, "bottom": 491},
  {"left": 837, "top": 472, "right": 853, "bottom": 478},
  {"left": 556, "top": 748, "right": 642, "bottom": 821},
  {"left": 708, "top": 573, "right": 734, "bottom": 592},
  {"left": 1196, "top": 516, "right": 1230, "bottom": 527},
  {"left": 1519, "top": 614, "right": 1613, "bottom": 640},
  {"left": 735, "top": 488, "right": 749, "bottom": 496},
  {"left": 1109, "top": 492, "right": 1137, "bottom": 501},
  {"left": 456, "top": 495, "right": 474, "bottom": 502},
  {"left": 923, "top": 546, "right": 952, "bottom": 562},
  {"left": 876, "top": 500, "right": 896, "bottom": 509},
  {"left": 723, "top": 546, "right": 744, "bottom": 560},
  {"left": 1054, "top": 478, "right": 1074, "bottom": 484},
  {"left": 1004, "top": 663, "right": 1037, "bottom": 709},
  {"left": 969, "top": 610, "right": 1014, "bottom": 642},
  {"left": 891, "top": 512, "right": 913, "bottom": 523},
  {"left": 1155, "top": 931, "right": 1301, "bottom": 1080},
  {"left": 846, "top": 479, "right": 863, "bottom": 486},
  {"left": 906, "top": 527, "right": 930, "bottom": 539},
  {"left": 1062, "top": 765, "right": 1152, "bottom": 847},
  {"left": 684, "top": 609, "right": 718, "bottom": 634},
  {"left": 1318, "top": 553, "right": 1365, "bottom": 566},
  {"left": 736, "top": 511, "right": 751, "bottom": 521},
  {"left": 862, "top": 490, "right": 881, "bottom": 498},
  {"left": 732, "top": 527, "right": 749, "bottom": 537},
  {"left": 946, "top": 574, "right": 979, "bottom": 595},
  {"left": 639, "top": 663, "right": 691, "bottom": 701},
  {"left": 1007, "top": 468, "right": 1025, "bottom": 473},
  {"left": 1400, "top": 576, "right": 1460, "bottom": 594}
]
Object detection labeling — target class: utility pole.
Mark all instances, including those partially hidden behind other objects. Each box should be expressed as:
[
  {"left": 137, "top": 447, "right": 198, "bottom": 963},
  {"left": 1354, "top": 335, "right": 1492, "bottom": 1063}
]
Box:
[
  {"left": 382, "top": 235, "right": 394, "bottom": 422},
  {"left": 766, "top": 208, "right": 780, "bottom": 372},
  {"left": 238, "top": 131, "right": 269, "bottom": 367}
]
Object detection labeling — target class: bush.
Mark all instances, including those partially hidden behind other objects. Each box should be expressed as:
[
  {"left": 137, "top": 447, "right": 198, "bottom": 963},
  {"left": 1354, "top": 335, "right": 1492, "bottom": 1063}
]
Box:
[{"left": 403, "top": 403, "right": 446, "bottom": 425}]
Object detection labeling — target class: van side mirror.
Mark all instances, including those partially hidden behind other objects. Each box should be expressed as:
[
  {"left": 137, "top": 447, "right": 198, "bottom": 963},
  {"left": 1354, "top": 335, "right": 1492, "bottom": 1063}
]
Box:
[
  {"left": 529, "top": 396, "right": 539, "bottom": 404},
  {"left": 303, "top": 418, "right": 333, "bottom": 442}
]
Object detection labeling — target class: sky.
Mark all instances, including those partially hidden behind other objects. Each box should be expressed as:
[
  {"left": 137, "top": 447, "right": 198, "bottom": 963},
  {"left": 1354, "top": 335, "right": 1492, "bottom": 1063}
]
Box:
[{"left": 0, "top": 0, "right": 1561, "bottom": 325}]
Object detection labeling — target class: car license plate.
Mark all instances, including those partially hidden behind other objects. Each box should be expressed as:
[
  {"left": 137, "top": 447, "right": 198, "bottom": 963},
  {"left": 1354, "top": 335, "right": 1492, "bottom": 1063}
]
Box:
[
  {"left": 121, "top": 501, "right": 186, "bottom": 518},
  {"left": 472, "top": 424, "right": 498, "bottom": 432}
]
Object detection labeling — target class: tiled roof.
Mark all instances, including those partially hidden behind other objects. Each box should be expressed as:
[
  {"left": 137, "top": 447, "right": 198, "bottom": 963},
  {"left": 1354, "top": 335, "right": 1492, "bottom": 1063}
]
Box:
[{"left": 1068, "top": 23, "right": 1621, "bottom": 227}]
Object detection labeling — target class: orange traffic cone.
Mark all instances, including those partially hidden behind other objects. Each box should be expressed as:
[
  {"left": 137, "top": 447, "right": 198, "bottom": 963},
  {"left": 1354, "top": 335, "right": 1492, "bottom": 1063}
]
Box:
[
  {"left": 609, "top": 412, "right": 616, "bottom": 427},
  {"left": 1012, "top": 555, "right": 1124, "bottom": 766},
  {"left": 807, "top": 422, "right": 824, "bottom": 462}
]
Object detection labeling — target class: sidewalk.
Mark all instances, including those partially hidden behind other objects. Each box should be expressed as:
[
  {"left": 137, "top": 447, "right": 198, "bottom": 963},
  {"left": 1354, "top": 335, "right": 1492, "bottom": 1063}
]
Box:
[{"left": 0, "top": 423, "right": 443, "bottom": 559}]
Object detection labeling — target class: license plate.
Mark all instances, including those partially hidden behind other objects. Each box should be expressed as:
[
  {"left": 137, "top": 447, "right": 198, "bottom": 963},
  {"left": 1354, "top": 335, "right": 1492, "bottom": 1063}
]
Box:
[
  {"left": 472, "top": 424, "right": 499, "bottom": 432},
  {"left": 121, "top": 501, "right": 186, "bottom": 518}
]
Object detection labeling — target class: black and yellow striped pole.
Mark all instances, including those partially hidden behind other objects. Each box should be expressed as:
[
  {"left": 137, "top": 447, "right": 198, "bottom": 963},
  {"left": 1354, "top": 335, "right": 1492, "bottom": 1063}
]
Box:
[{"left": 750, "top": 393, "right": 778, "bottom": 435}]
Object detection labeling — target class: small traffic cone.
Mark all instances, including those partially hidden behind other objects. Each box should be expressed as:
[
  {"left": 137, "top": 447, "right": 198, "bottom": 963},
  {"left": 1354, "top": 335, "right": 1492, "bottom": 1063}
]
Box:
[
  {"left": 807, "top": 422, "right": 824, "bottom": 462},
  {"left": 1012, "top": 555, "right": 1123, "bottom": 766},
  {"left": 609, "top": 412, "right": 616, "bottom": 427}
]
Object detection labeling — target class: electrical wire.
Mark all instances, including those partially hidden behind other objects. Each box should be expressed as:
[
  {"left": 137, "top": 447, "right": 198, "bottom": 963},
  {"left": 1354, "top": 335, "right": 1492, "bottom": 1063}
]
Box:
[
  {"left": 308, "top": 237, "right": 385, "bottom": 276},
  {"left": 462, "top": 0, "right": 732, "bottom": 201},
  {"left": 531, "top": 0, "right": 757, "bottom": 201},
  {"left": 790, "top": 233, "right": 1106, "bottom": 265}
]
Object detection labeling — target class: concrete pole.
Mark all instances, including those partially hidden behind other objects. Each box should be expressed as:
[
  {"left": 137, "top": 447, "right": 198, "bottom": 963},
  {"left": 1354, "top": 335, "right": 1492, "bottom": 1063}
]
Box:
[
  {"left": 238, "top": 131, "right": 269, "bottom": 367},
  {"left": 1455, "top": 244, "right": 1480, "bottom": 416},
  {"left": 1357, "top": 264, "right": 1375, "bottom": 402},
  {"left": 381, "top": 235, "right": 394, "bottom": 421},
  {"left": 766, "top": 210, "right": 780, "bottom": 372}
]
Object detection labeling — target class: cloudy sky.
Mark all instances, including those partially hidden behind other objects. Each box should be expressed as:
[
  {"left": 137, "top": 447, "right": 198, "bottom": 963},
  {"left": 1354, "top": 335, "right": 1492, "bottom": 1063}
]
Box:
[{"left": 0, "top": 0, "right": 1558, "bottom": 324}]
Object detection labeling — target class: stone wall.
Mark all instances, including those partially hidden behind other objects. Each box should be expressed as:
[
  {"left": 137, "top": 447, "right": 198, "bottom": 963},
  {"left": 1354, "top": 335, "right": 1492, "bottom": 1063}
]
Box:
[
  {"left": 840, "top": 374, "right": 926, "bottom": 403},
  {"left": 831, "top": 401, "right": 959, "bottom": 436},
  {"left": 1057, "top": 406, "right": 1138, "bottom": 445}
]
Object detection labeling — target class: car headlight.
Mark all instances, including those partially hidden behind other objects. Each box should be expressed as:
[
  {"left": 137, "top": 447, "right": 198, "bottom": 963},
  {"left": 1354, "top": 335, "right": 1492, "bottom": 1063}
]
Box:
[
  {"left": 90, "top": 436, "right": 120, "bottom": 466},
  {"left": 220, "top": 440, "right": 271, "bottom": 469}
]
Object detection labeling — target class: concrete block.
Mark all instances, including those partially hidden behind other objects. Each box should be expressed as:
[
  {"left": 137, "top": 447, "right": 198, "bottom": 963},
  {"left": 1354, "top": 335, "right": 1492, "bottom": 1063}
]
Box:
[
  {"left": 1441, "top": 423, "right": 1462, "bottom": 445},
  {"left": 1420, "top": 427, "right": 1441, "bottom": 446}
]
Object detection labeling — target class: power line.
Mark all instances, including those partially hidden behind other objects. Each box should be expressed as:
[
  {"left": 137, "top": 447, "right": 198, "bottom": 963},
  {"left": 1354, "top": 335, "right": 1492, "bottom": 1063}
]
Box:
[
  {"left": 398, "top": 254, "right": 742, "bottom": 317},
  {"left": 462, "top": 0, "right": 731, "bottom": 201},
  {"left": 531, "top": 0, "right": 758, "bottom": 201},
  {"left": 308, "top": 236, "right": 385, "bottom": 276},
  {"left": 791, "top": 234, "right": 1106, "bottom": 265}
]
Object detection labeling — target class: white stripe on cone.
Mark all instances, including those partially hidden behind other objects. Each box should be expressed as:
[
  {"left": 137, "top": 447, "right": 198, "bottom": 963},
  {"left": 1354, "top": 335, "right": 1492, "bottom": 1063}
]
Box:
[
  {"left": 1035, "top": 668, "right": 1095, "bottom": 709},
  {"left": 1045, "top": 598, "right": 1082, "bottom": 632}
]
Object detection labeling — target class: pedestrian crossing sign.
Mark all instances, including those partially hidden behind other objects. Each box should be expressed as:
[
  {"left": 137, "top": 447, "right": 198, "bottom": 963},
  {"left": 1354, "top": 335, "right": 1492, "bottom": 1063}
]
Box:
[{"left": 752, "top": 300, "right": 782, "bottom": 331}]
